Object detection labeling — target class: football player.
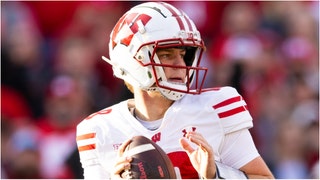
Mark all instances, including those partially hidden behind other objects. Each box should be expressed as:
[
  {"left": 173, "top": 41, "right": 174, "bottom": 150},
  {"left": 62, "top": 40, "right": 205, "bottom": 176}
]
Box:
[{"left": 76, "top": 2, "right": 274, "bottom": 179}]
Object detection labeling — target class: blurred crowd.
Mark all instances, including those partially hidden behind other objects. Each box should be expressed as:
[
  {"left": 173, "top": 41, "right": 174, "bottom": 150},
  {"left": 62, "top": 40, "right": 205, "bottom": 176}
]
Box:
[{"left": 1, "top": 1, "right": 319, "bottom": 179}]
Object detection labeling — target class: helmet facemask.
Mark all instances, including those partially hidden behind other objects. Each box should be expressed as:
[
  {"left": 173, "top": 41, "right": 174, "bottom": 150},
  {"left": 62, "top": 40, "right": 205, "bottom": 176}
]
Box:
[{"left": 134, "top": 39, "right": 208, "bottom": 100}]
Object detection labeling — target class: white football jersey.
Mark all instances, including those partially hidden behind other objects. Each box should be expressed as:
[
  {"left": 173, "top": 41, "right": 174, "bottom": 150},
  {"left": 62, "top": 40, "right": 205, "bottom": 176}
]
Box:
[{"left": 76, "top": 86, "right": 259, "bottom": 179}]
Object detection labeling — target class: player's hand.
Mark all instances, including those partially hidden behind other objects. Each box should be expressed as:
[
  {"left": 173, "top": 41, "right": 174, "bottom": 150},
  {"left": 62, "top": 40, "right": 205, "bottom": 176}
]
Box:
[
  {"left": 111, "top": 139, "right": 133, "bottom": 179},
  {"left": 179, "top": 131, "right": 216, "bottom": 179}
]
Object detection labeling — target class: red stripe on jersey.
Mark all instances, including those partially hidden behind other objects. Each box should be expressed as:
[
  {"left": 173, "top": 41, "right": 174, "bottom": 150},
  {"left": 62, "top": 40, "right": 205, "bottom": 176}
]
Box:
[
  {"left": 218, "top": 106, "right": 246, "bottom": 118},
  {"left": 161, "top": 2, "right": 185, "bottom": 30},
  {"left": 78, "top": 144, "right": 96, "bottom": 152},
  {"left": 76, "top": 133, "right": 96, "bottom": 141},
  {"left": 212, "top": 96, "right": 241, "bottom": 109}
]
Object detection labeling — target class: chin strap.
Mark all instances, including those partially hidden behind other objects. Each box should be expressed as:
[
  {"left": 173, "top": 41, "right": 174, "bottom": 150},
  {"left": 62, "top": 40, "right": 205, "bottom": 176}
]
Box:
[
  {"left": 158, "top": 87, "right": 185, "bottom": 101},
  {"left": 158, "top": 81, "right": 187, "bottom": 101}
]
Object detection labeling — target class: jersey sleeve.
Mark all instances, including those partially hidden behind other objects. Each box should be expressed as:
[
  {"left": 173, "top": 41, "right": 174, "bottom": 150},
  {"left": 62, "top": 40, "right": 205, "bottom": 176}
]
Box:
[
  {"left": 76, "top": 116, "right": 109, "bottom": 179},
  {"left": 212, "top": 86, "right": 253, "bottom": 134},
  {"left": 219, "top": 129, "right": 260, "bottom": 169}
]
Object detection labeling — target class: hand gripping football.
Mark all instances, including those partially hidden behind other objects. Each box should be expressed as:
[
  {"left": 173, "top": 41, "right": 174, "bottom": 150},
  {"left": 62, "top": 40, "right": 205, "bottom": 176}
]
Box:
[{"left": 121, "top": 135, "right": 177, "bottom": 179}]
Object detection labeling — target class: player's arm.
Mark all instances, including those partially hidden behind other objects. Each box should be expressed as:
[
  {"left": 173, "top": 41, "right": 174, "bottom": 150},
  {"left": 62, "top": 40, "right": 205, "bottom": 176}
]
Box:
[
  {"left": 209, "top": 87, "right": 273, "bottom": 178},
  {"left": 240, "top": 156, "right": 274, "bottom": 179},
  {"left": 219, "top": 129, "right": 274, "bottom": 179}
]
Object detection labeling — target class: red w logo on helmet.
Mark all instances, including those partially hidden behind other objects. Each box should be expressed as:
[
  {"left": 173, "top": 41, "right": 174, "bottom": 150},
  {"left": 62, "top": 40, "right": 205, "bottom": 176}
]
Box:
[{"left": 111, "top": 13, "right": 152, "bottom": 49}]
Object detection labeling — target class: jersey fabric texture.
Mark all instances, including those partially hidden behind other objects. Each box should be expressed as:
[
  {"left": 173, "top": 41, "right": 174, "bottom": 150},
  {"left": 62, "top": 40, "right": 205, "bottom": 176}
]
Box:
[{"left": 76, "top": 86, "right": 260, "bottom": 179}]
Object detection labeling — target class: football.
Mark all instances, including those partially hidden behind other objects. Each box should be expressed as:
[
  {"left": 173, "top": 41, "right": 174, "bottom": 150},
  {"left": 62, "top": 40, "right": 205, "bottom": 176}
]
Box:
[{"left": 121, "top": 135, "right": 177, "bottom": 179}]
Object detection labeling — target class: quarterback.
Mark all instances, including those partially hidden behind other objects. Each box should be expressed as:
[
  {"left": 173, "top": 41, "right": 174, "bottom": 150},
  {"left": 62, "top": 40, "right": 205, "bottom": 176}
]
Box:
[{"left": 76, "top": 2, "right": 274, "bottom": 179}]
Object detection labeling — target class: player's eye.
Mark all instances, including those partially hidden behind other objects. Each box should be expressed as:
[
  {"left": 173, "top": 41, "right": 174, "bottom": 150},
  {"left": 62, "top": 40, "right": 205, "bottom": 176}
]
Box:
[
  {"left": 157, "top": 53, "right": 170, "bottom": 59},
  {"left": 156, "top": 47, "right": 187, "bottom": 64},
  {"left": 180, "top": 52, "right": 186, "bottom": 59}
]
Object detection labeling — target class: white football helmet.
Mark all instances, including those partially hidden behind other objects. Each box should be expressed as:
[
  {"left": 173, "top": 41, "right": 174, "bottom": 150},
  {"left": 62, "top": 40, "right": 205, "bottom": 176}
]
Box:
[{"left": 103, "top": 2, "right": 208, "bottom": 100}]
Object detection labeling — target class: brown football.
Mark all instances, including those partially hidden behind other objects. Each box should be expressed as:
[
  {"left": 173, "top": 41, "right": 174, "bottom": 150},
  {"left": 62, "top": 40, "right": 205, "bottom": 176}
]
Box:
[{"left": 121, "top": 135, "right": 177, "bottom": 179}]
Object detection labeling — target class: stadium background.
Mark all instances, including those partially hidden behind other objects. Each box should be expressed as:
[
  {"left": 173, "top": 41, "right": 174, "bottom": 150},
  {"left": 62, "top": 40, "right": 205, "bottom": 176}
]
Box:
[{"left": 1, "top": 1, "right": 319, "bottom": 179}]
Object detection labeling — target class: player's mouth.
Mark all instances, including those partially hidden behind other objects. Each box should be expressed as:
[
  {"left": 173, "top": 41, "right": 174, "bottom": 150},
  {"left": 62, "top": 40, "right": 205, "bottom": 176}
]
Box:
[{"left": 168, "top": 77, "right": 185, "bottom": 84}]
